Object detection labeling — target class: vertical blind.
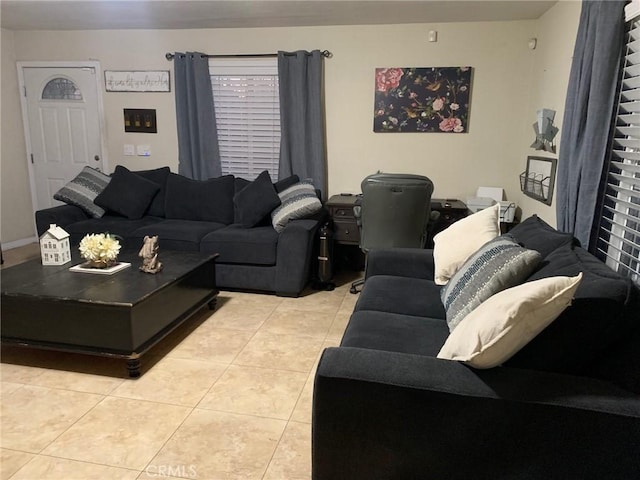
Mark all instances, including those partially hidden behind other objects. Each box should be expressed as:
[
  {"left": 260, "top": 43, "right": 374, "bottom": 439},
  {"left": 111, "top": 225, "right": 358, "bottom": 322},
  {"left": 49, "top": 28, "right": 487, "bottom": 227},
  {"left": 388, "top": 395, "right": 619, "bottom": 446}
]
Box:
[
  {"left": 596, "top": 18, "right": 640, "bottom": 285},
  {"left": 209, "top": 59, "right": 280, "bottom": 180}
]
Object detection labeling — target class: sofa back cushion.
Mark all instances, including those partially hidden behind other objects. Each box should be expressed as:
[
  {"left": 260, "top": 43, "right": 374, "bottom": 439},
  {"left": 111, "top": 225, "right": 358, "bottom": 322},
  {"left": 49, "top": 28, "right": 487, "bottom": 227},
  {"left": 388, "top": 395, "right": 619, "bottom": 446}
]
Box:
[
  {"left": 505, "top": 243, "right": 640, "bottom": 392},
  {"left": 505, "top": 215, "right": 575, "bottom": 258},
  {"left": 165, "top": 173, "right": 235, "bottom": 224}
]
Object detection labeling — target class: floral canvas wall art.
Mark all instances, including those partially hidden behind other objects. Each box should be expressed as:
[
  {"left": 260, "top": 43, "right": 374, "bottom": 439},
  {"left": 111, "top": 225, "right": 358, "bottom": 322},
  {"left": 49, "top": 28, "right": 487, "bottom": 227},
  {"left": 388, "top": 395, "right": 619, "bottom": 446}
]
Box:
[{"left": 373, "top": 67, "right": 473, "bottom": 133}]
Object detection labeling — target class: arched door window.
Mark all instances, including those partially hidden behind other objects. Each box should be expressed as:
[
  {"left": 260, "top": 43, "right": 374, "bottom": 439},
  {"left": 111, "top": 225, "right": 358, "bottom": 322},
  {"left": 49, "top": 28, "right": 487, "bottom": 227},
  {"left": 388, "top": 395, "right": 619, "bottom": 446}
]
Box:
[{"left": 41, "top": 77, "right": 83, "bottom": 100}]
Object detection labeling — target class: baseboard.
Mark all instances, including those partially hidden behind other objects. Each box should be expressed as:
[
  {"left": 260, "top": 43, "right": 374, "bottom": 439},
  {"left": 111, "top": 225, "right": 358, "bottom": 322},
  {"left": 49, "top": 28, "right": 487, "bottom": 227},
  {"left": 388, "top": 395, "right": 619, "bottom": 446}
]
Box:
[{"left": 3, "top": 236, "right": 38, "bottom": 250}]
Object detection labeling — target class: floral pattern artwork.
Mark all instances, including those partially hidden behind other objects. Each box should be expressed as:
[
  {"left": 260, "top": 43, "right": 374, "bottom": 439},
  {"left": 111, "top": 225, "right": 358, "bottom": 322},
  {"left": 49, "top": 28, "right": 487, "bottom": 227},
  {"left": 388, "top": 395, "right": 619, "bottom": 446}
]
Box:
[{"left": 373, "top": 66, "right": 472, "bottom": 133}]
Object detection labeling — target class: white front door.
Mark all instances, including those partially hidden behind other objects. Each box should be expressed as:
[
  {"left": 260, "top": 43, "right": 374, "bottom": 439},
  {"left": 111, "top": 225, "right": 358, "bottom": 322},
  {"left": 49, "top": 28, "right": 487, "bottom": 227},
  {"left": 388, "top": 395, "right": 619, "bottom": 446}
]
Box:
[{"left": 19, "top": 64, "right": 107, "bottom": 212}]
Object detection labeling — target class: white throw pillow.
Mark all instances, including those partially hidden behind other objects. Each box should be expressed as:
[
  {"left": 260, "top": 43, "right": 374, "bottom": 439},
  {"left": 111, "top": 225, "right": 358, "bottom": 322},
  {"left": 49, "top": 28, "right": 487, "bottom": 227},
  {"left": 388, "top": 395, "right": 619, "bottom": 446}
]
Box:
[
  {"left": 437, "top": 273, "right": 583, "bottom": 369},
  {"left": 433, "top": 203, "right": 501, "bottom": 285}
]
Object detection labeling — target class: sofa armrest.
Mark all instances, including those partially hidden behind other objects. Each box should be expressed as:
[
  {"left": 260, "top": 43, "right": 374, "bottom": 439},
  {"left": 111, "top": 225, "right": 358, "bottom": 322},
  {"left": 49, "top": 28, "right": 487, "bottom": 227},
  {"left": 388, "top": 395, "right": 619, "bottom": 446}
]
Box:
[
  {"left": 365, "top": 247, "right": 435, "bottom": 280},
  {"left": 35, "top": 205, "right": 89, "bottom": 236},
  {"left": 313, "top": 347, "right": 640, "bottom": 480},
  {"left": 274, "top": 218, "right": 322, "bottom": 296}
]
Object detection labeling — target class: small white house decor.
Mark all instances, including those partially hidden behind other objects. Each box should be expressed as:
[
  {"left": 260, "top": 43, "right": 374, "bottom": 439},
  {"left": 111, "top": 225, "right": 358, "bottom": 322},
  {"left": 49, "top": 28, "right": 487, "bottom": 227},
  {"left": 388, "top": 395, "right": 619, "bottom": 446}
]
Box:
[{"left": 40, "top": 224, "right": 71, "bottom": 265}]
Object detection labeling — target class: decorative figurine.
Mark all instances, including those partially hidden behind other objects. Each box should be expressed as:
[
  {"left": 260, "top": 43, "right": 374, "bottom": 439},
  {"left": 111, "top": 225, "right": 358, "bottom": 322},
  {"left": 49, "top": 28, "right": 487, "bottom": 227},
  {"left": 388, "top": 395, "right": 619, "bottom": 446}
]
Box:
[{"left": 139, "top": 235, "right": 163, "bottom": 274}]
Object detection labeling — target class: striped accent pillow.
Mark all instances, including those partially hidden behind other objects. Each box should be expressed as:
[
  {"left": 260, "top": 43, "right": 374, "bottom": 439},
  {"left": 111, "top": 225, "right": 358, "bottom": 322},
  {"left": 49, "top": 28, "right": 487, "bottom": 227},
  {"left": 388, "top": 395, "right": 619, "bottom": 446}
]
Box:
[
  {"left": 271, "top": 181, "right": 322, "bottom": 232},
  {"left": 53, "top": 166, "right": 110, "bottom": 218},
  {"left": 441, "top": 236, "right": 542, "bottom": 332}
]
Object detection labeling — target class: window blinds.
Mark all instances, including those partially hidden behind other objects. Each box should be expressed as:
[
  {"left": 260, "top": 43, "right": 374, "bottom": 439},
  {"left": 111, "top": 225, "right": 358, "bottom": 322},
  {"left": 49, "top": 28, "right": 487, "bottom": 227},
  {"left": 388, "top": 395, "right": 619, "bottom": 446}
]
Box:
[
  {"left": 597, "top": 20, "right": 640, "bottom": 285},
  {"left": 209, "top": 60, "right": 280, "bottom": 180}
]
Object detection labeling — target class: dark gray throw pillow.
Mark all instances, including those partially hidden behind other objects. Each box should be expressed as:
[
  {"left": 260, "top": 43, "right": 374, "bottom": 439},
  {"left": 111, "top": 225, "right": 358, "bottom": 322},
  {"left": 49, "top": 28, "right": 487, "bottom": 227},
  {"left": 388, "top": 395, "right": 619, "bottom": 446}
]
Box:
[
  {"left": 53, "top": 166, "right": 111, "bottom": 218},
  {"left": 94, "top": 165, "right": 160, "bottom": 220},
  {"left": 165, "top": 173, "right": 235, "bottom": 224},
  {"left": 132, "top": 166, "right": 170, "bottom": 217},
  {"left": 440, "top": 236, "right": 542, "bottom": 332},
  {"left": 233, "top": 170, "right": 281, "bottom": 228},
  {"left": 505, "top": 215, "right": 575, "bottom": 258}
]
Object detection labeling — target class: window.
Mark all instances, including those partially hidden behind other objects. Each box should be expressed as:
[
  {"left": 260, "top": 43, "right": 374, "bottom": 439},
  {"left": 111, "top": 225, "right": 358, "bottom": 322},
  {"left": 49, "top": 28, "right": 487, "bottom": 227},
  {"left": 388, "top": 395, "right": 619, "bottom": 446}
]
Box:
[
  {"left": 209, "top": 59, "right": 280, "bottom": 180},
  {"left": 596, "top": 18, "right": 640, "bottom": 286},
  {"left": 42, "top": 77, "right": 82, "bottom": 100}
]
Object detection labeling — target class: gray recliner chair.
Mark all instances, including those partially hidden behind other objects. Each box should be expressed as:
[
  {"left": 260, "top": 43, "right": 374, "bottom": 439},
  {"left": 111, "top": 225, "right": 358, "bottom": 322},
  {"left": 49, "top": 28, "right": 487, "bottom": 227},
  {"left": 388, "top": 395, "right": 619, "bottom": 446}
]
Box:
[{"left": 350, "top": 173, "right": 435, "bottom": 294}]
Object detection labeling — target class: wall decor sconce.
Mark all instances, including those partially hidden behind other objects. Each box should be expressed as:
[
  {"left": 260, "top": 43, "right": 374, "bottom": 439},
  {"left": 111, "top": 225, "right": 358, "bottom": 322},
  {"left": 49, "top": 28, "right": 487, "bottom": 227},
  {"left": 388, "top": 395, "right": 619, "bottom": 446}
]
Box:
[
  {"left": 520, "top": 155, "right": 557, "bottom": 205},
  {"left": 124, "top": 109, "right": 157, "bottom": 133},
  {"left": 530, "top": 108, "right": 558, "bottom": 153}
]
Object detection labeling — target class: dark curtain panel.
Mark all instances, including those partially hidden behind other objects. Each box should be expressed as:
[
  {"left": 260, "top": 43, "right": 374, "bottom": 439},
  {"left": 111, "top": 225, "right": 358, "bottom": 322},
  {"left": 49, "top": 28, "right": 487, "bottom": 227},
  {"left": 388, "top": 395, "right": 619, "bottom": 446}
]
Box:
[
  {"left": 278, "top": 50, "right": 327, "bottom": 199},
  {"left": 173, "top": 52, "right": 222, "bottom": 180},
  {"left": 556, "top": 1, "right": 626, "bottom": 248}
]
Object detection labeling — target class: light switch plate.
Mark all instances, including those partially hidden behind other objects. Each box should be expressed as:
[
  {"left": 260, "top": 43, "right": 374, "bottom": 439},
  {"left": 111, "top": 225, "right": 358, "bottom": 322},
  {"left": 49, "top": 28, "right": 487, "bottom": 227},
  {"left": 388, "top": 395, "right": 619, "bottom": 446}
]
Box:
[
  {"left": 123, "top": 144, "right": 135, "bottom": 156},
  {"left": 137, "top": 145, "right": 151, "bottom": 156}
]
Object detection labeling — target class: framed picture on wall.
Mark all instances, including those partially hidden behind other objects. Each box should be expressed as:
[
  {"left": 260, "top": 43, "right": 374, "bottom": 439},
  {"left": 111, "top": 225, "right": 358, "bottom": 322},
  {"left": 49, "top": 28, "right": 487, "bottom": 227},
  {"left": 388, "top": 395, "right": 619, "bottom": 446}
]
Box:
[{"left": 373, "top": 66, "right": 473, "bottom": 133}]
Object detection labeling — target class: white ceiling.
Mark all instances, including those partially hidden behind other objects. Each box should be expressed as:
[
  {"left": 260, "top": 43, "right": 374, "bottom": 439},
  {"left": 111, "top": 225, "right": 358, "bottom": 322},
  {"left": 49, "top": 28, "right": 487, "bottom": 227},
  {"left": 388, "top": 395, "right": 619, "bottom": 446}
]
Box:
[{"left": 1, "top": 0, "right": 558, "bottom": 31}]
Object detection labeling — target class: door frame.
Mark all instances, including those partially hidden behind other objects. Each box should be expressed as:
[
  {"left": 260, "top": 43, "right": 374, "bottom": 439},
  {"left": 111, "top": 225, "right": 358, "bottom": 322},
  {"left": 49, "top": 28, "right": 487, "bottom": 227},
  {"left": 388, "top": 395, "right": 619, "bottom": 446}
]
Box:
[{"left": 17, "top": 60, "right": 110, "bottom": 219}]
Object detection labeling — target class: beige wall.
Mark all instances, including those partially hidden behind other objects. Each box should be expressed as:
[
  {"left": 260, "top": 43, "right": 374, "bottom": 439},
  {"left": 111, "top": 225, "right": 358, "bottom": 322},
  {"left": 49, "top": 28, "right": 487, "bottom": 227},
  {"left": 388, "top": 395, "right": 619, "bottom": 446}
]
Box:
[
  {"left": 514, "top": 1, "right": 581, "bottom": 226},
  {"left": 1, "top": 28, "right": 34, "bottom": 245},
  {"left": 1, "top": 11, "right": 580, "bottom": 244}
]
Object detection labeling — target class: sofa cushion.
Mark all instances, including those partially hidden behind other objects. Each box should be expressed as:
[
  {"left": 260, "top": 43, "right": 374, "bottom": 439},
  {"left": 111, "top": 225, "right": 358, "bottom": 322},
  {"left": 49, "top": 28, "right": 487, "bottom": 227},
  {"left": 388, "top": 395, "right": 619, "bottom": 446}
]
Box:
[
  {"left": 507, "top": 244, "right": 640, "bottom": 376},
  {"left": 438, "top": 274, "right": 583, "bottom": 369},
  {"left": 355, "top": 275, "right": 446, "bottom": 320},
  {"left": 233, "top": 170, "right": 281, "bottom": 228},
  {"left": 433, "top": 203, "right": 501, "bottom": 285},
  {"left": 53, "top": 166, "right": 110, "bottom": 218},
  {"left": 271, "top": 180, "right": 322, "bottom": 232},
  {"left": 505, "top": 214, "right": 576, "bottom": 258},
  {"left": 200, "top": 224, "right": 279, "bottom": 265},
  {"left": 342, "top": 311, "right": 450, "bottom": 357},
  {"left": 441, "top": 236, "right": 542, "bottom": 332},
  {"left": 64, "top": 215, "right": 163, "bottom": 247},
  {"left": 234, "top": 177, "right": 251, "bottom": 224},
  {"left": 131, "top": 219, "right": 226, "bottom": 251},
  {"left": 94, "top": 165, "right": 160, "bottom": 220},
  {"left": 165, "top": 173, "right": 235, "bottom": 224},
  {"left": 132, "top": 166, "right": 171, "bottom": 217}
]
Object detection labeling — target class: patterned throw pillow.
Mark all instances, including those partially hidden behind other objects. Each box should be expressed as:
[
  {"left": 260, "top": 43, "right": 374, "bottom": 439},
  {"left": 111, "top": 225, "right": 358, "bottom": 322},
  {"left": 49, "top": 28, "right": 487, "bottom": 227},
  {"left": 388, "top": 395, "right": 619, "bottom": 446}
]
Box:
[
  {"left": 53, "top": 166, "right": 111, "bottom": 218},
  {"left": 441, "top": 236, "right": 542, "bottom": 332},
  {"left": 437, "top": 274, "right": 583, "bottom": 368},
  {"left": 271, "top": 181, "right": 322, "bottom": 232}
]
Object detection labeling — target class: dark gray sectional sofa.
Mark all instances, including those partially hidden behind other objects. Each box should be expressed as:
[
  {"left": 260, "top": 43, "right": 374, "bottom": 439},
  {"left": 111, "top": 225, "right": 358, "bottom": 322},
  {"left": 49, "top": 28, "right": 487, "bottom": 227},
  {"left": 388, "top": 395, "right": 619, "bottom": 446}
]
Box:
[
  {"left": 313, "top": 215, "right": 640, "bottom": 479},
  {"left": 36, "top": 167, "right": 324, "bottom": 297}
]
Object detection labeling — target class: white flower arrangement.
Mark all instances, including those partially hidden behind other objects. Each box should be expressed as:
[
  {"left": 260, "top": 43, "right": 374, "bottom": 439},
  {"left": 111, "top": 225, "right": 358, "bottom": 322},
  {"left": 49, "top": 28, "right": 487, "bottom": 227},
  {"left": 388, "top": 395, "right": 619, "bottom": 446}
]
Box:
[{"left": 79, "top": 233, "right": 121, "bottom": 266}]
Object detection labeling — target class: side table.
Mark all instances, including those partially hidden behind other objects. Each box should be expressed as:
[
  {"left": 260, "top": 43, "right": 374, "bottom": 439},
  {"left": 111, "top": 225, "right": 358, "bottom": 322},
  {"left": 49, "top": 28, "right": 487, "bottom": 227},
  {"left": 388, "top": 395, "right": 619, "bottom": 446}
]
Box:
[
  {"left": 427, "top": 199, "right": 469, "bottom": 247},
  {"left": 326, "top": 195, "right": 364, "bottom": 270}
]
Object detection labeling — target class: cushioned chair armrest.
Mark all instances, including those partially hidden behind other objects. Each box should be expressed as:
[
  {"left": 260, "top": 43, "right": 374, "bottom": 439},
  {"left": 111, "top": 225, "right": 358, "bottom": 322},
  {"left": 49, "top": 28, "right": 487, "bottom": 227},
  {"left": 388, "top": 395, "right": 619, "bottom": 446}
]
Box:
[
  {"left": 274, "top": 218, "right": 322, "bottom": 296},
  {"left": 365, "top": 247, "right": 435, "bottom": 280},
  {"left": 35, "top": 205, "right": 90, "bottom": 236},
  {"left": 313, "top": 347, "right": 640, "bottom": 480}
]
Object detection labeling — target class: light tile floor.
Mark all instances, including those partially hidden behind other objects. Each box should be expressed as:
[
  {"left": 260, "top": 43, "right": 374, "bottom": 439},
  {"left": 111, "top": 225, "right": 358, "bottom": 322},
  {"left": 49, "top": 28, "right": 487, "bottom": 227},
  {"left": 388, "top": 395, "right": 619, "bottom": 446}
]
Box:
[{"left": 1, "top": 244, "right": 360, "bottom": 479}]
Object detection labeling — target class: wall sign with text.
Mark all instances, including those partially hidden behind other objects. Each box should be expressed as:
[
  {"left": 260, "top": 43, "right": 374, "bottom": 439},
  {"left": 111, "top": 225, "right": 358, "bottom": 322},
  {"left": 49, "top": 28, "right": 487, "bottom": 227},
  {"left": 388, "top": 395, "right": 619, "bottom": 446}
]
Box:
[{"left": 105, "top": 71, "right": 170, "bottom": 92}]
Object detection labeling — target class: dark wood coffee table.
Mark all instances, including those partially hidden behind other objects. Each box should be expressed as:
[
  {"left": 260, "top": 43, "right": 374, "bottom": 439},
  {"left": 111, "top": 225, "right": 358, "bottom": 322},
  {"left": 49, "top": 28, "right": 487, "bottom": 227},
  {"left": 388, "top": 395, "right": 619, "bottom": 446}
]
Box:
[{"left": 1, "top": 250, "right": 218, "bottom": 377}]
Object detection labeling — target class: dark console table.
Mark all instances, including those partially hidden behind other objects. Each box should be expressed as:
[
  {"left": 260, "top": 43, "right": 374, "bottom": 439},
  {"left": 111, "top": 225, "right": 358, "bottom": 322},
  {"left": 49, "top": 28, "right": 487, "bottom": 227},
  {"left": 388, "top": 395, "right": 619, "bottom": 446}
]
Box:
[
  {"left": 427, "top": 198, "right": 469, "bottom": 247},
  {"left": 1, "top": 250, "right": 218, "bottom": 377}
]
